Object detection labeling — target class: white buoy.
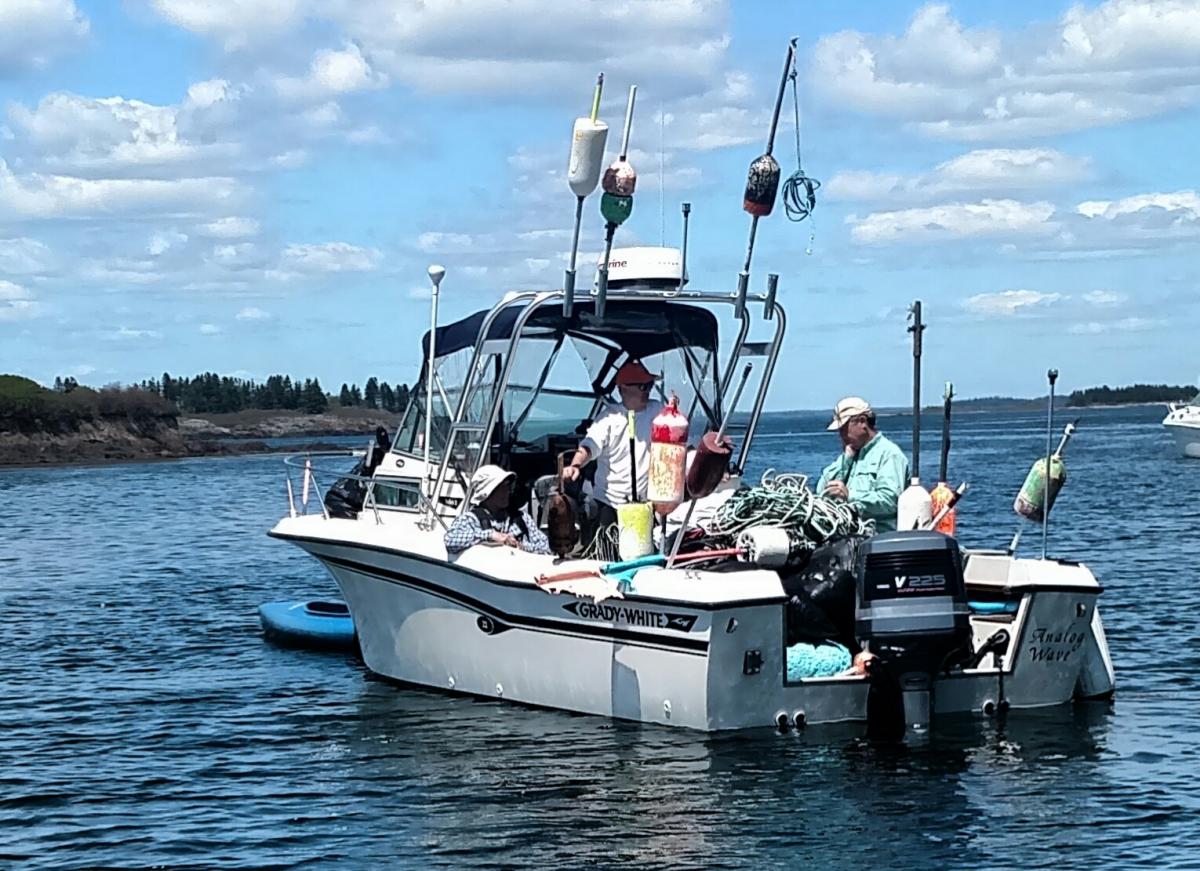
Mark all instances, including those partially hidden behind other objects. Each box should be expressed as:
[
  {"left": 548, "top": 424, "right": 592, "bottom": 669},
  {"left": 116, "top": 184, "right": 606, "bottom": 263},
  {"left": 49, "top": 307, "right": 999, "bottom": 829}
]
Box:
[
  {"left": 568, "top": 118, "right": 608, "bottom": 197},
  {"left": 898, "top": 479, "right": 933, "bottom": 531}
]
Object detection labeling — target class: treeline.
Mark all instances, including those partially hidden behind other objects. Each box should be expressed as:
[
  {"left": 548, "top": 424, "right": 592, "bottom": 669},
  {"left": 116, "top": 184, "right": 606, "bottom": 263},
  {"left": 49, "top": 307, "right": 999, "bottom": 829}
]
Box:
[
  {"left": 2, "top": 375, "right": 174, "bottom": 433},
  {"left": 1066, "top": 384, "right": 1196, "bottom": 407},
  {"left": 337, "top": 378, "right": 410, "bottom": 412},
  {"left": 124, "top": 372, "right": 410, "bottom": 415}
]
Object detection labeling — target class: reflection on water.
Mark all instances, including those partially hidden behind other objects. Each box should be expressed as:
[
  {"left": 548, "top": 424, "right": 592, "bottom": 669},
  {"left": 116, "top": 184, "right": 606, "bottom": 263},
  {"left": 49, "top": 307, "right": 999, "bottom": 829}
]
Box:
[{"left": 1, "top": 406, "right": 1198, "bottom": 868}]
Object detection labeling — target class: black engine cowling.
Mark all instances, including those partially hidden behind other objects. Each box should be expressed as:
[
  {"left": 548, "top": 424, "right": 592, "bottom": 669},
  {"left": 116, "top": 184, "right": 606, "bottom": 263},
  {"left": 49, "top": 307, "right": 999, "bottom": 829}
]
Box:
[{"left": 855, "top": 530, "right": 973, "bottom": 735}]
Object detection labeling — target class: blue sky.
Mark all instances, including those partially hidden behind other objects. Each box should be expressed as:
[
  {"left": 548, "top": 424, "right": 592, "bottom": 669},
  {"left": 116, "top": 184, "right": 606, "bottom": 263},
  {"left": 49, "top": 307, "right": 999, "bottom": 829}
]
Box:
[{"left": 1, "top": 0, "right": 1197, "bottom": 409}]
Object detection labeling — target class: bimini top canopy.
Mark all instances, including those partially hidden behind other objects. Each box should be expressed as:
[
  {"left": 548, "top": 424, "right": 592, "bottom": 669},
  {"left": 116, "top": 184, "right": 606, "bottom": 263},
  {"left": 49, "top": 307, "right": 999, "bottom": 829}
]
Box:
[{"left": 420, "top": 299, "right": 719, "bottom": 361}]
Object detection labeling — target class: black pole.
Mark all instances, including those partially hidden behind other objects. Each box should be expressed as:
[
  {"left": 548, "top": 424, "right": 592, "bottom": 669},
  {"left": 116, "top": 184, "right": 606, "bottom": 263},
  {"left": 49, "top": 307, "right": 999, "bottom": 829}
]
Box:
[
  {"left": 908, "top": 301, "right": 925, "bottom": 481},
  {"left": 1042, "top": 369, "right": 1058, "bottom": 559},
  {"left": 939, "top": 382, "right": 953, "bottom": 483}
]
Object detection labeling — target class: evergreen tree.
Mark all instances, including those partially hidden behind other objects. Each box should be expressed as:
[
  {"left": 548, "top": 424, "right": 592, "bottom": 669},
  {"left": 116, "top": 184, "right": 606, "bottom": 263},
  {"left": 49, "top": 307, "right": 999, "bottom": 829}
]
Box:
[
  {"left": 379, "top": 382, "right": 395, "bottom": 412},
  {"left": 350, "top": 384, "right": 363, "bottom": 406},
  {"left": 302, "top": 378, "right": 328, "bottom": 414},
  {"left": 339, "top": 383, "right": 352, "bottom": 406},
  {"left": 364, "top": 376, "right": 379, "bottom": 409}
]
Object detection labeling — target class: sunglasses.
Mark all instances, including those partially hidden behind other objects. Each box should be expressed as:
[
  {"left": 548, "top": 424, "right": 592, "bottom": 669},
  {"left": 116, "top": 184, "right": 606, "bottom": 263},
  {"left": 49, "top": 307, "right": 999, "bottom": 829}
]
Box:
[{"left": 623, "top": 382, "right": 653, "bottom": 391}]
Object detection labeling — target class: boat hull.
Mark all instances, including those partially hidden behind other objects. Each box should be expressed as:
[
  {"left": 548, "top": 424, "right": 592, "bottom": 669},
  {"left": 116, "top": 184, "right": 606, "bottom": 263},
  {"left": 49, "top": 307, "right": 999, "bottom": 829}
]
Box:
[
  {"left": 1165, "top": 422, "right": 1200, "bottom": 458},
  {"left": 272, "top": 519, "right": 1115, "bottom": 732}
]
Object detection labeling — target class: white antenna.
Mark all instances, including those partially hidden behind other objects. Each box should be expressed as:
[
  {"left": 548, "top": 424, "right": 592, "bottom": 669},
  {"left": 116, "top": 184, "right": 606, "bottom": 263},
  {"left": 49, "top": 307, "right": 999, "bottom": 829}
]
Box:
[
  {"left": 659, "top": 101, "right": 665, "bottom": 246},
  {"left": 423, "top": 264, "right": 446, "bottom": 510}
]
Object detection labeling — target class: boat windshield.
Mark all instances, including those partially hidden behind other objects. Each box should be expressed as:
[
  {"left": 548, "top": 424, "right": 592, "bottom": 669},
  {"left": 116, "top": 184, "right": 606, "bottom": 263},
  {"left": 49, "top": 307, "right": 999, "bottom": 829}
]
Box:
[{"left": 397, "top": 297, "right": 726, "bottom": 489}]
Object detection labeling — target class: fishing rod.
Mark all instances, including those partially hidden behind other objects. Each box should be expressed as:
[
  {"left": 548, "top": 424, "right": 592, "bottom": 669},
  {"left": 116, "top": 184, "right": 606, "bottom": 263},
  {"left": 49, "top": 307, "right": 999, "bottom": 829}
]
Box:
[
  {"left": 734, "top": 38, "right": 796, "bottom": 319},
  {"left": 595, "top": 85, "right": 638, "bottom": 319},
  {"left": 563, "top": 74, "right": 608, "bottom": 317}
]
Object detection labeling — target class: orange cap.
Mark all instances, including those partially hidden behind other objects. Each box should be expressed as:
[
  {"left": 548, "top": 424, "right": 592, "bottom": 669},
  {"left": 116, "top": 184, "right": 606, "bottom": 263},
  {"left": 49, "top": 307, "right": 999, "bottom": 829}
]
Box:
[{"left": 615, "top": 359, "right": 654, "bottom": 385}]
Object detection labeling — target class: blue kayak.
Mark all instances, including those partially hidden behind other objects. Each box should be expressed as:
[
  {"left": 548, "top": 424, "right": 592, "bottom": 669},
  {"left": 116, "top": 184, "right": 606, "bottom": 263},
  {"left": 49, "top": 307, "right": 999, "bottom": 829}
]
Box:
[{"left": 259, "top": 599, "right": 357, "bottom": 650}]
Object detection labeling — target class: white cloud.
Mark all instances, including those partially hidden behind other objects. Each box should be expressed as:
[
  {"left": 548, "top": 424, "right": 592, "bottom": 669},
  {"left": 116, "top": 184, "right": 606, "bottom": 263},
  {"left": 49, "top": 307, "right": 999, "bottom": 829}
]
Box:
[
  {"left": 280, "top": 241, "right": 381, "bottom": 272},
  {"left": 827, "top": 148, "right": 1091, "bottom": 203},
  {"left": 0, "top": 237, "right": 53, "bottom": 274},
  {"left": 148, "top": 230, "right": 188, "bottom": 256},
  {"left": 274, "top": 43, "right": 388, "bottom": 100},
  {"left": 198, "top": 323, "right": 222, "bottom": 334},
  {"left": 0, "top": 280, "right": 41, "bottom": 320},
  {"left": 0, "top": 0, "right": 89, "bottom": 74},
  {"left": 149, "top": 0, "right": 306, "bottom": 49},
  {"left": 812, "top": 1, "right": 1200, "bottom": 140},
  {"left": 111, "top": 326, "right": 162, "bottom": 339},
  {"left": 210, "top": 242, "right": 257, "bottom": 264},
  {"left": 200, "top": 216, "right": 260, "bottom": 238},
  {"left": 1082, "top": 290, "right": 1126, "bottom": 306},
  {"left": 1077, "top": 190, "right": 1200, "bottom": 220},
  {"left": 0, "top": 160, "right": 239, "bottom": 218},
  {"left": 236, "top": 306, "right": 271, "bottom": 320},
  {"left": 150, "top": 0, "right": 730, "bottom": 99},
  {"left": 418, "top": 232, "right": 474, "bottom": 253},
  {"left": 1068, "top": 317, "right": 1161, "bottom": 334},
  {"left": 849, "top": 199, "right": 1056, "bottom": 243},
  {"left": 6, "top": 92, "right": 240, "bottom": 176},
  {"left": 962, "top": 289, "right": 1063, "bottom": 317}
]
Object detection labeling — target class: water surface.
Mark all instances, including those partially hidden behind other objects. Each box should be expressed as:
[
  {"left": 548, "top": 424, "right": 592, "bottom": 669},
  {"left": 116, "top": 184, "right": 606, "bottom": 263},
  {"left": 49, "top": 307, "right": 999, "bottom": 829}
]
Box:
[{"left": 2, "top": 406, "right": 1197, "bottom": 868}]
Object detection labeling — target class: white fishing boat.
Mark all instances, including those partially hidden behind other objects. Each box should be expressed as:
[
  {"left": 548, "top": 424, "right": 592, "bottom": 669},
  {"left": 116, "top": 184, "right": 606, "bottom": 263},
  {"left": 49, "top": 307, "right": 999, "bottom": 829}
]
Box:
[
  {"left": 268, "top": 249, "right": 1115, "bottom": 734},
  {"left": 268, "top": 46, "right": 1114, "bottom": 735},
  {"left": 1163, "top": 397, "right": 1200, "bottom": 458}
]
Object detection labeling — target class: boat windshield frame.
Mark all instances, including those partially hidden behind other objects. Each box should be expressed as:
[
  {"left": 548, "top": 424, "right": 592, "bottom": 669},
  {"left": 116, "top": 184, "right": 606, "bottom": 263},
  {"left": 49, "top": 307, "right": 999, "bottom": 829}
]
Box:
[{"left": 402, "top": 286, "right": 785, "bottom": 519}]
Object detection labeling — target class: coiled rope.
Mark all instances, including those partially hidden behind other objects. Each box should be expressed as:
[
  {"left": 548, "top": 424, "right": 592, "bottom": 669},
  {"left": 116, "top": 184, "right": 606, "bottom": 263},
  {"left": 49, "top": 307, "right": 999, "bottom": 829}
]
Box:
[{"left": 709, "top": 469, "right": 874, "bottom": 547}]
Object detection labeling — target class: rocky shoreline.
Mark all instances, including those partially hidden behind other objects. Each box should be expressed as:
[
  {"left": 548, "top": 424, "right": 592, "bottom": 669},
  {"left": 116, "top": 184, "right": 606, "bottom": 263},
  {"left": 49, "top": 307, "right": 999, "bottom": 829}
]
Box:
[{"left": 0, "top": 410, "right": 401, "bottom": 468}]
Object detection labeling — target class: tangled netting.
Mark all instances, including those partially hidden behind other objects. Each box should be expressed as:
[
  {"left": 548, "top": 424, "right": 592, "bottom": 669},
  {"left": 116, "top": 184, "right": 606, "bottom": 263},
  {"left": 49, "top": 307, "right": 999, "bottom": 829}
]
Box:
[{"left": 708, "top": 469, "right": 874, "bottom": 558}]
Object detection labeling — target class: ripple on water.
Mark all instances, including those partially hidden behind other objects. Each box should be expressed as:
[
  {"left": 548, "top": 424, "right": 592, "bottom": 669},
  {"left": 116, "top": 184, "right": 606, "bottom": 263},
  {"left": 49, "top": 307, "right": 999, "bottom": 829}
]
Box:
[{"left": 1, "top": 409, "right": 1198, "bottom": 869}]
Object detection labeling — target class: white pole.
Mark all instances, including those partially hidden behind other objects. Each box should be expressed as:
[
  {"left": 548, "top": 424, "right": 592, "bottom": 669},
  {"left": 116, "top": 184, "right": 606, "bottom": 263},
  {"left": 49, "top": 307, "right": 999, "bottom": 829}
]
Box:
[{"left": 424, "top": 264, "right": 446, "bottom": 506}]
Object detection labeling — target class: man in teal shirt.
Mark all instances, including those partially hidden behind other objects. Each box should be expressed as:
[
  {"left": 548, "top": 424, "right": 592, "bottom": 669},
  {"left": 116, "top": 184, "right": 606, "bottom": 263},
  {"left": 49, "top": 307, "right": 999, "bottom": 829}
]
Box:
[{"left": 816, "top": 396, "right": 909, "bottom": 533}]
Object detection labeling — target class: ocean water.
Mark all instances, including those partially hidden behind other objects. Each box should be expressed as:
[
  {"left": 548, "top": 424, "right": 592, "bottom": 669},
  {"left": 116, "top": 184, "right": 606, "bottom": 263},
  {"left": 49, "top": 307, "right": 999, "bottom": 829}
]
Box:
[{"left": 1, "top": 405, "right": 1198, "bottom": 869}]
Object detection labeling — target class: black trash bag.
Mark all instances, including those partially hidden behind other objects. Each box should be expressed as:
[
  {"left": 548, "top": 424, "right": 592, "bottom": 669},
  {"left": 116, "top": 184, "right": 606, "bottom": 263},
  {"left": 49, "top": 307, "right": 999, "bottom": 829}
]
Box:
[
  {"left": 781, "top": 535, "right": 865, "bottom": 648},
  {"left": 324, "top": 428, "right": 390, "bottom": 519}
]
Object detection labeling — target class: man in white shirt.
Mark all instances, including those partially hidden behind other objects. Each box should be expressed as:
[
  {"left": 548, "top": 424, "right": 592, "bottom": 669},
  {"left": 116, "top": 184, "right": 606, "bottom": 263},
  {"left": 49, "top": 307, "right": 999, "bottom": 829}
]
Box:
[{"left": 561, "top": 359, "right": 663, "bottom": 539}]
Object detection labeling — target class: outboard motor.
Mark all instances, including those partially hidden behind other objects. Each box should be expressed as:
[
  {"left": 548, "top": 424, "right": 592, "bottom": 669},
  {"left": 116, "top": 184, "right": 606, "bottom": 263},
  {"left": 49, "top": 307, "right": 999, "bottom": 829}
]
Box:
[{"left": 855, "top": 530, "right": 972, "bottom": 737}]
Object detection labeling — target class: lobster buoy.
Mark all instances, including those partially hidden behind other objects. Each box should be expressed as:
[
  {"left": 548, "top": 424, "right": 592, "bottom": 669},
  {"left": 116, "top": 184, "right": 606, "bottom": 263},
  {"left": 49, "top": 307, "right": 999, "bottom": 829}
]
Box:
[
  {"left": 568, "top": 117, "right": 609, "bottom": 197},
  {"left": 616, "top": 502, "right": 654, "bottom": 560},
  {"left": 898, "top": 478, "right": 933, "bottom": 531},
  {"left": 648, "top": 396, "right": 688, "bottom": 514},
  {"left": 602, "top": 158, "right": 637, "bottom": 197},
  {"left": 1014, "top": 456, "right": 1066, "bottom": 521},
  {"left": 743, "top": 154, "right": 781, "bottom": 217},
  {"left": 929, "top": 481, "right": 957, "bottom": 535},
  {"left": 600, "top": 192, "right": 633, "bottom": 225}
]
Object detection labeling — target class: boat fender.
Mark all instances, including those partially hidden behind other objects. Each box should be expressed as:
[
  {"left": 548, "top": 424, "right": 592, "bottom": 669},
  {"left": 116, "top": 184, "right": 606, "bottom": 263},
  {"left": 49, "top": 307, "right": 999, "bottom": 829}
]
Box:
[{"left": 736, "top": 526, "right": 790, "bottom": 568}]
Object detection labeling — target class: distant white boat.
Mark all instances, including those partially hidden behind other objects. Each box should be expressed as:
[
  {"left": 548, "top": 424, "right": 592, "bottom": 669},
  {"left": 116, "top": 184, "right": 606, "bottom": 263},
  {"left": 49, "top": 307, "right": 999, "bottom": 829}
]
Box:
[{"left": 1163, "top": 397, "right": 1200, "bottom": 458}]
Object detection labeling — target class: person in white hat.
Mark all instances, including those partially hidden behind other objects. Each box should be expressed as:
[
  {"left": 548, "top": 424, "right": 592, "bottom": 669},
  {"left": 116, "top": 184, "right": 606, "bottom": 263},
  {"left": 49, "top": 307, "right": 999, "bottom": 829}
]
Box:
[
  {"left": 444, "top": 464, "right": 551, "bottom": 554},
  {"left": 816, "top": 397, "right": 909, "bottom": 532}
]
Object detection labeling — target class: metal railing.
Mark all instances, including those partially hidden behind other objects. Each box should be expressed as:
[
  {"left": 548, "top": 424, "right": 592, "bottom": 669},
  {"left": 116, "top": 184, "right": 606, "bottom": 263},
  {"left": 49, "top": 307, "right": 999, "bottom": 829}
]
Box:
[{"left": 281, "top": 451, "right": 448, "bottom": 529}]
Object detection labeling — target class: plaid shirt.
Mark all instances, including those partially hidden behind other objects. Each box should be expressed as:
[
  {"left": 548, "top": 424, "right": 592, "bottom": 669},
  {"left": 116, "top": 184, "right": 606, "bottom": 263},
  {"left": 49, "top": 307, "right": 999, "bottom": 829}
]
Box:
[{"left": 444, "top": 506, "right": 551, "bottom": 555}]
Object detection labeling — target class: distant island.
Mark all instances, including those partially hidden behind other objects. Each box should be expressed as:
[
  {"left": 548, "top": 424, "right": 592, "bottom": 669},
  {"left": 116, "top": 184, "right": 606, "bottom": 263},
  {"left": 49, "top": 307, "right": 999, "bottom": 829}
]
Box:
[
  {"left": 1064, "top": 383, "right": 1195, "bottom": 407},
  {"left": 0, "top": 372, "right": 405, "bottom": 467}
]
